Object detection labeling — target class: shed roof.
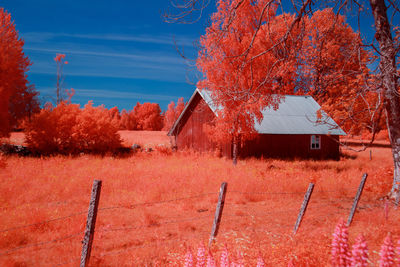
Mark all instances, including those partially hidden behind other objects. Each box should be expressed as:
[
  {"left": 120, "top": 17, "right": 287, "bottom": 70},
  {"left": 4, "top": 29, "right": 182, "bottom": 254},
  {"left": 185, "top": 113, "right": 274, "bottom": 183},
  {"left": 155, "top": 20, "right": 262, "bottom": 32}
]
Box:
[{"left": 168, "top": 88, "right": 346, "bottom": 136}]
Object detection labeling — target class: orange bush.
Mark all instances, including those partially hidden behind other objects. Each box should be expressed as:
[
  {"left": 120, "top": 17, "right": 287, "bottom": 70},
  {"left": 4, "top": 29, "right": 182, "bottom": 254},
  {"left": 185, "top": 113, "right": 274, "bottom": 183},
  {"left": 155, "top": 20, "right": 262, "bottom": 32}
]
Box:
[
  {"left": 24, "top": 101, "right": 122, "bottom": 155},
  {"left": 134, "top": 102, "right": 163, "bottom": 131},
  {"left": 119, "top": 102, "right": 164, "bottom": 131}
]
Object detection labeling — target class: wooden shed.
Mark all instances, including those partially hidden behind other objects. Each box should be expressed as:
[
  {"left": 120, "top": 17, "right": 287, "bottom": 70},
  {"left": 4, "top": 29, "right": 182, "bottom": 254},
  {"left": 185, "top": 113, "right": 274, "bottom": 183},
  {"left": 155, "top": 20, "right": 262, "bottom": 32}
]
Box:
[{"left": 168, "top": 88, "right": 346, "bottom": 160}]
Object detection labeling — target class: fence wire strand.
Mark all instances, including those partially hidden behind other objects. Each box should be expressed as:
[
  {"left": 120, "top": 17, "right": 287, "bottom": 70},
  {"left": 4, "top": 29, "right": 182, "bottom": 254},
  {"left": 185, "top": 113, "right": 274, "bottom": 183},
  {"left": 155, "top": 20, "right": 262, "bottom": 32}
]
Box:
[
  {"left": 98, "top": 192, "right": 217, "bottom": 212},
  {"left": 95, "top": 215, "right": 212, "bottom": 233},
  {"left": 228, "top": 190, "right": 304, "bottom": 195},
  {"left": 0, "top": 199, "right": 81, "bottom": 211},
  {"left": 0, "top": 231, "right": 82, "bottom": 256},
  {"left": 0, "top": 211, "right": 87, "bottom": 233}
]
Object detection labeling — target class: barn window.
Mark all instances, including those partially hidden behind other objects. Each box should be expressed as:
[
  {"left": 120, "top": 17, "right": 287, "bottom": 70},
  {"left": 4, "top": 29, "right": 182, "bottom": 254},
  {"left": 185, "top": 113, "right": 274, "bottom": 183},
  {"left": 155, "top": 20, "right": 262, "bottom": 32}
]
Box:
[{"left": 311, "top": 135, "right": 321, "bottom": 149}]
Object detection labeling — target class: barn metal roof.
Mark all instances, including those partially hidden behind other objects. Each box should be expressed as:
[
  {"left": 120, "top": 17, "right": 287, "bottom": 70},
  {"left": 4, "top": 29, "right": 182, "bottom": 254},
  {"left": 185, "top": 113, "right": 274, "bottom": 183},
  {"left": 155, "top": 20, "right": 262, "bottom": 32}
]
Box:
[{"left": 168, "top": 88, "right": 346, "bottom": 136}]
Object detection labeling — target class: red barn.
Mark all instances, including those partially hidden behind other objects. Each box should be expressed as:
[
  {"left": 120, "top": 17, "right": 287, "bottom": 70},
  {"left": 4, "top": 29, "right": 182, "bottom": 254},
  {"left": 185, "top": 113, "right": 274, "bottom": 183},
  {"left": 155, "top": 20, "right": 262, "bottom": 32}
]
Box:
[{"left": 168, "top": 89, "right": 346, "bottom": 160}]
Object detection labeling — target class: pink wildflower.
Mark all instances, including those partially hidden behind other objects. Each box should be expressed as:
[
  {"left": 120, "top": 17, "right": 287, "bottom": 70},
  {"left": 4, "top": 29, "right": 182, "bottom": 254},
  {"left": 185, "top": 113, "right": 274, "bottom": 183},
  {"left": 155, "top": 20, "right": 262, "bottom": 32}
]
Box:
[
  {"left": 184, "top": 248, "right": 194, "bottom": 267},
  {"left": 379, "top": 233, "right": 395, "bottom": 267},
  {"left": 196, "top": 244, "right": 206, "bottom": 267},
  {"left": 220, "top": 245, "right": 229, "bottom": 267},
  {"left": 256, "top": 254, "right": 265, "bottom": 267},
  {"left": 350, "top": 234, "right": 368, "bottom": 267},
  {"left": 206, "top": 251, "right": 216, "bottom": 267},
  {"left": 287, "top": 259, "right": 295, "bottom": 267},
  {"left": 396, "top": 239, "right": 400, "bottom": 265},
  {"left": 331, "top": 218, "right": 350, "bottom": 267}
]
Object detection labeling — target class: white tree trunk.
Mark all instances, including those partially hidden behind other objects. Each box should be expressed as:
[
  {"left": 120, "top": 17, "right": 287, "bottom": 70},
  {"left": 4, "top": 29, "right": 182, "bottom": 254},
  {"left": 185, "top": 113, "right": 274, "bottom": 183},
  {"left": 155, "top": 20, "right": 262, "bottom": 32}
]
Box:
[{"left": 369, "top": 0, "right": 400, "bottom": 196}]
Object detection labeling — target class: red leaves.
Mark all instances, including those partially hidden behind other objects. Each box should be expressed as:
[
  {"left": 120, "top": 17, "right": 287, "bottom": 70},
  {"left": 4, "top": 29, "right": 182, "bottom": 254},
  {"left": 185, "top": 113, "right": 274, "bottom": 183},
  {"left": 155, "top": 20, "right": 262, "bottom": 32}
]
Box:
[
  {"left": 0, "top": 8, "right": 32, "bottom": 137},
  {"left": 24, "top": 101, "right": 122, "bottom": 155},
  {"left": 120, "top": 102, "right": 164, "bottom": 131},
  {"left": 197, "top": 0, "right": 302, "bottom": 144},
  {"left": 197, "top": 2, "right": 376, "bottom": 143},
  {"left": 134, "top": 103, "right": 163, "bottom": 131},
  {"left": 163, "top": 97, "right": 185, "bottom": 131},
  {"left": 54, "top": 53, "right": 66, "bottom": 62}
]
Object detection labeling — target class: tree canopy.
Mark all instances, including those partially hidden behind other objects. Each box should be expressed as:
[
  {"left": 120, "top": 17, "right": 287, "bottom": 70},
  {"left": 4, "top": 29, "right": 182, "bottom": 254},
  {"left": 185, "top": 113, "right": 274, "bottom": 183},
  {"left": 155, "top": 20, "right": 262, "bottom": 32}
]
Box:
[{"left": 0, "top": 8, "right": 37, "bottom": 136}]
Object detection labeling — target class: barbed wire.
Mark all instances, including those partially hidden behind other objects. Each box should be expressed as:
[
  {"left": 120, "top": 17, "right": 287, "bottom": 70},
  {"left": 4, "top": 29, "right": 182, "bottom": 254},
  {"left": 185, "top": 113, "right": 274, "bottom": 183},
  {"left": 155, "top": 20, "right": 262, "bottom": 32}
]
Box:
[
  {"left": 160, "top": 210, "right": 214, "bottom": 221},
  {"left": 222, "top": 209, "right": 300, "bottom": 219},
  {"left": 95, "top": 215, "right": 212, "bottom": 233},
  {"left": 0, "top": 231, "right": 82, "bottom": 256},
  {"left": 0, "top": 199, "right": 82, "bottom": 211},
  {"left": 0, "top": 211, "right": 87, "bottom": 233},
  {"left": 228, "top": 190, "right": 304, "bottom": 195},
  {"left": 98, "top": 192, "right": 217, "bottom": 212}
]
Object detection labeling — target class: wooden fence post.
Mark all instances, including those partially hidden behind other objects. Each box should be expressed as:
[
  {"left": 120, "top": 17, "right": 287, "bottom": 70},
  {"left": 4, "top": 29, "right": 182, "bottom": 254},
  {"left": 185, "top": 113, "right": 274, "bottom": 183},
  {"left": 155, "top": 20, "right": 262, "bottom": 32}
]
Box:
[
  {"left": 347, "top": 173, "right": 367, "bottom": 226},
  {"left": 80, "top": 180, "right": 102, "bottom": 267},
  {"left": 293, "top": 182, "right": 314, "bottom": 234},
  {"left": 209, "top": 182, "right": 227, "bottom": 247}
]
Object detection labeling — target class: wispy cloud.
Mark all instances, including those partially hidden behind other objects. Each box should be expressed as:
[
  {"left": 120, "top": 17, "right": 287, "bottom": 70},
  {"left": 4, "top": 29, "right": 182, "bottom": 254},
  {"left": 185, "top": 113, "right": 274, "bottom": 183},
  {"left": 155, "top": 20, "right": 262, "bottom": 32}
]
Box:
[
  {"left": 22, "top": 32, "right": 197, "bottom": 47},
  {"left": 77, "top": 89, "right": 181, "bottom": 101},
  {"left": 38, "top": 87, "right": 181, "bottom": 102},
  {"left": 25, "top": 46, "right": 185, "bottom": 66}
]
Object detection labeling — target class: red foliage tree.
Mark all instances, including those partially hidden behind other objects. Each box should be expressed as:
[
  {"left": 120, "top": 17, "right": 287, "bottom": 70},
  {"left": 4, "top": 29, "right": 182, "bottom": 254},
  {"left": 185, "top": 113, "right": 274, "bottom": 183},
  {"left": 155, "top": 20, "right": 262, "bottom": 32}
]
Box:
[
  {"left": 9, "top": 83, "right": 40, "bottom": 129},
  {"left": 163, "top": 101, "right": 176, "bottom": 131},
  {"left": 0, "top": 8, "right": 33, "bottom": 136},
  {"left": 74, "top": 102, "right": 122, "bottom": 154},
  {"left": 197, "top": 0, "right": 312, "bottom": 163},
  {"left": 108, "top": 106, "right": 121, "bottom": 129},
  {"left": 25, "top": 101, "right": 122, "bottom": 155},
  {"left": 133, "top": 102, "right": 163, "bottom": 131},
  {"left": 163, "top": 97, "right": 185, "bottom": 131},
  {"left": 120, "top": 109, "right": 137, "bottom": 130},
  {"left": 197, "top": 2, "right": 379, "bottom": 165},
  {"left": 298, "top": 9, "right": 380, "bottom": 136}
]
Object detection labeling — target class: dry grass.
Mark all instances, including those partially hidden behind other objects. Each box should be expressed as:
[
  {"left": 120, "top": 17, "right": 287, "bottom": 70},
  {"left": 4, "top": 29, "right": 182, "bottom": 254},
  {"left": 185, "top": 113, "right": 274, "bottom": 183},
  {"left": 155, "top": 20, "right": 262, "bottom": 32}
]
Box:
[
  {"left": 118, "top": 130, "right": 170, "bottom": 148},
  {"left": 0, "top": 132, "right": 399, "bottom": 266}
]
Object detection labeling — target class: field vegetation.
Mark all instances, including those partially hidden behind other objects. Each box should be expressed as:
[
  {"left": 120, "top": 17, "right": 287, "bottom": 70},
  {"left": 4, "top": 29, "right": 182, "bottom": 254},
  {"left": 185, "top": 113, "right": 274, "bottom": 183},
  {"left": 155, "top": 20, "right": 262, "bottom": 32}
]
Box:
[{"left": 0, "top": 131, "right": 399, "bottom": 266}]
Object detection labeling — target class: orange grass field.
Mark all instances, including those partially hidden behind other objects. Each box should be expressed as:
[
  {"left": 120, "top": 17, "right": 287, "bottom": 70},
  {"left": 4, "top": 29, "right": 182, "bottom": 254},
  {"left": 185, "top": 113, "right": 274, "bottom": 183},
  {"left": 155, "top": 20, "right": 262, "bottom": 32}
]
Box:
[{"left": 0, "top": 131, "right": 399, "bottom": 266}]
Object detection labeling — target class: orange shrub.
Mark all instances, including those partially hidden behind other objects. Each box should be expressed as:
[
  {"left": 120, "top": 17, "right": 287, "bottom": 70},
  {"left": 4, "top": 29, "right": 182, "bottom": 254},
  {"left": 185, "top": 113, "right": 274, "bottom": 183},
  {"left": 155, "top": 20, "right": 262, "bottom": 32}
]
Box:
[
  {"left": 24, "top": 101, "right": 122, "bottom": 155},
  {"left": 74, "top": 102, "right": 122, "bottom": 154}
]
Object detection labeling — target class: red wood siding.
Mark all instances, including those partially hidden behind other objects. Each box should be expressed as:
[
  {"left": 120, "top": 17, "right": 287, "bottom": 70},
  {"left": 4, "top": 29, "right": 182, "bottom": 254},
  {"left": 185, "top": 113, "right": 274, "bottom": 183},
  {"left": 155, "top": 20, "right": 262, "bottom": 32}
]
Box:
[
  {"left": 174, "top": 94, "right": 232, "bottom": 156},
  {"left": 240, "top": 134, "right": 340, "bottom": 160}
]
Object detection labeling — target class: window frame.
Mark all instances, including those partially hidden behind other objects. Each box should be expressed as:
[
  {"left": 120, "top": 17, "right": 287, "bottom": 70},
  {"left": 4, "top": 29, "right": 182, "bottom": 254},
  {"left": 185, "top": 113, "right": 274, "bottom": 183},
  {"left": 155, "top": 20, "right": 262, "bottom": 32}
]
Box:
[{"left": 310, "top": 135, "right": 321, "bottom": 150}]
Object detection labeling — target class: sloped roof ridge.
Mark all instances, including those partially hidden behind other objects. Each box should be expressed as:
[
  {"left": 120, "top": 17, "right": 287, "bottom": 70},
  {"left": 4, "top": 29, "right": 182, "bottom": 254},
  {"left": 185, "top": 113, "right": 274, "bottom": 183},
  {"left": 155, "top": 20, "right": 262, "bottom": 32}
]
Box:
[{"left": 168, "top": 88, "right": 346, "bottom": 136}]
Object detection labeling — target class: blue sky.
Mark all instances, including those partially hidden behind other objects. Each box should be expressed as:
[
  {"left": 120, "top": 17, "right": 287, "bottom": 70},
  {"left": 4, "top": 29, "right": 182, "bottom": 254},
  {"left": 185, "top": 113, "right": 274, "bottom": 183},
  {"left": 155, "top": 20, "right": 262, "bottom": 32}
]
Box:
[
  {"left": 2, "top": 0, "right": 215, "bottom": 111},
  {"left": 1, "top": 0, "right": 387, "bottom": 111}
]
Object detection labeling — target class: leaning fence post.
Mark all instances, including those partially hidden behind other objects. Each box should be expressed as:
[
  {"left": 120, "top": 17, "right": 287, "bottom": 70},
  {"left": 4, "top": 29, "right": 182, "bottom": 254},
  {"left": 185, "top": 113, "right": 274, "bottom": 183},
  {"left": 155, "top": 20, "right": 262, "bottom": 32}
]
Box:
[
  {"left": 209, "top": 182, "right": 227, "bottom": 247},
  {"left": 293, "top": 182, "right": 314, "bottom": 234},
  {"left": 80, "top": 180, "right": 102, "bottom": 267},
  {"left": 347, "top": 173, "right": 367, "bottom": 226}
]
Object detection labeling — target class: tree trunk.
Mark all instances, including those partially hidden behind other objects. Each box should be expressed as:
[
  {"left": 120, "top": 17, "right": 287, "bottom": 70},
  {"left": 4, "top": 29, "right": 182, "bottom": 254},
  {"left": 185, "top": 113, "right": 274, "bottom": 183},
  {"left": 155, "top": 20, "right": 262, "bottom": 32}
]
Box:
[
  {"left": 369, "top": 0, "right": 400, "bottom": 197},
  {"left": 232, "top": 135, "right": 238, "bottom": 165}
]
